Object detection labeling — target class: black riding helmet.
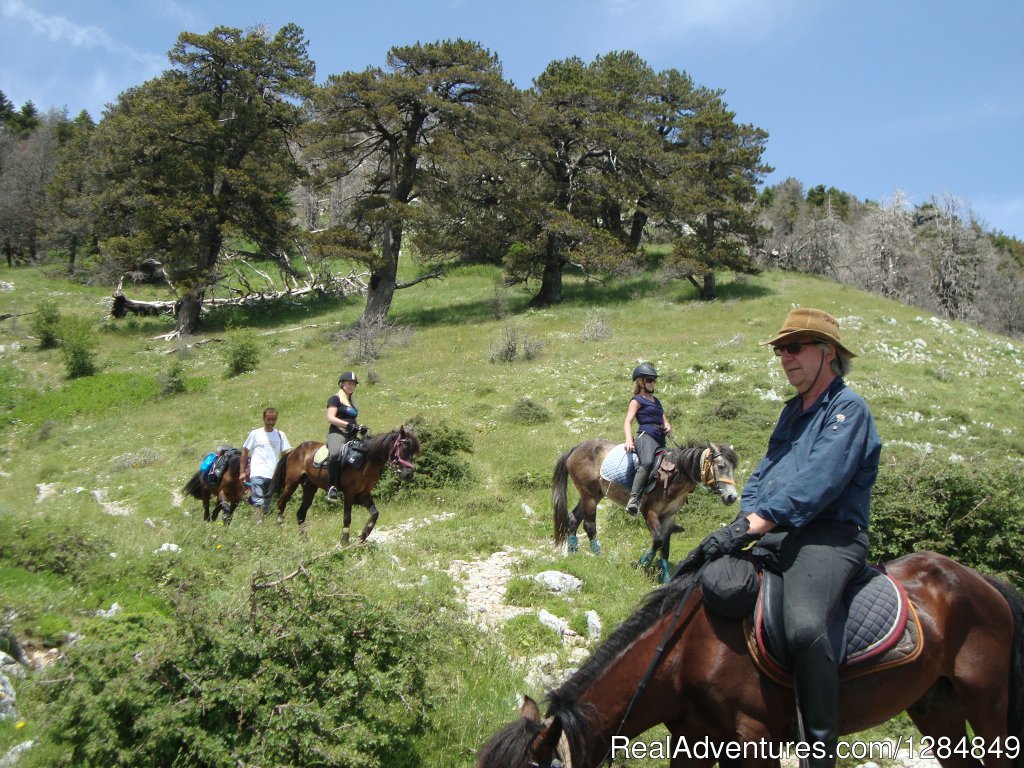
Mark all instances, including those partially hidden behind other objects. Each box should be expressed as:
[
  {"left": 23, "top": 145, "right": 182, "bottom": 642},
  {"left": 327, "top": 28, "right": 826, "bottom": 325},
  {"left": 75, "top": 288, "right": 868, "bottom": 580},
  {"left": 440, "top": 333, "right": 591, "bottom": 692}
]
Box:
[
  {"left": 338, "top": 371, "right": 358, "bottom": 385},
  {"left": 632, "top": 363, "right": 658, "bottom": 381}
]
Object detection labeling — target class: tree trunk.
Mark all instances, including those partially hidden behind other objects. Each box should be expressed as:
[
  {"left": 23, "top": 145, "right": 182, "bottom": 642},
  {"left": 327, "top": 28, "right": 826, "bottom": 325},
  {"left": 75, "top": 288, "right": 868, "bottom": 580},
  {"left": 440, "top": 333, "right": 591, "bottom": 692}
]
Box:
[
  {"left": 362, "top": 221, "right": 401, "bottom": 323},
  {"left": 701, "top": 270, "right": 716, "bottom": 300},
  {"left": 529, "top": 237, "right": 563, "bottom": 307},
  {"left": 175, "top": 290, "right": 203, "bottom": 335},
  {"left": 628, "top": 208, "right": 648, "bottom": 251}
]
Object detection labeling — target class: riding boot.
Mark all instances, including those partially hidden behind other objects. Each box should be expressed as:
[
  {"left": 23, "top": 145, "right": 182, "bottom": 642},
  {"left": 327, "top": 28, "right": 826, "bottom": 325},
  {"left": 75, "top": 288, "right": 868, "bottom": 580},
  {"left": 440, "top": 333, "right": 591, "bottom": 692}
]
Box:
[
  {"left": 792, "top": 635, "right": 839, "bottom": 768},
  {"left": 626, "top": 466, "right": 649, "bottom": 515},
  {"left": 326, "top": 459, "right": 340, "bottom": 503}
]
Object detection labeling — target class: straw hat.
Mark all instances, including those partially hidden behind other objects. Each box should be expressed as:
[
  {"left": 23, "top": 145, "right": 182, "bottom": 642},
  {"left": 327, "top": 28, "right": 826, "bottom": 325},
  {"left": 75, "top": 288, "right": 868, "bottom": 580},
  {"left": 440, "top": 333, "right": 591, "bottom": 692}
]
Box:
[{"left": 760, "top": 307, "right": 856, "bottom": 358}]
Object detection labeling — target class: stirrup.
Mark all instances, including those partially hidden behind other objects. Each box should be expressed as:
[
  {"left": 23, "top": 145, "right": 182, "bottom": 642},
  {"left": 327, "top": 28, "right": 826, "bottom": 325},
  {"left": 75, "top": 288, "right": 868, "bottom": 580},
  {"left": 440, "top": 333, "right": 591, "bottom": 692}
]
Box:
[
  {"left": 626, "top": 494, "right": 641, "bottom": 515},
  {"left": 326, "top": 487, "right": 339, "bottom": 503}
]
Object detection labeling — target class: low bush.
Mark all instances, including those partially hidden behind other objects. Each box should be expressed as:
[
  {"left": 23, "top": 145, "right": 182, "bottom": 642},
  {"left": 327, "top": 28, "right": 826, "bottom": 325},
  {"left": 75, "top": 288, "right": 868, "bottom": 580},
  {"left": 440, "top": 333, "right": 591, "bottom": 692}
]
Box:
[
  {"left": 29, "top": 299, "right": 62, "bottom": 349},
  {"left": 57, "top": 316, "right": 98, "bottom": 378},
  {"left": 376, "top": 416, "right": 475, "bottom": 500},
  {"left": 30, "top": 560, "right": 439, "bottom": 768},
  {"left": 870, "top": 456, "right": 1024, "bottom": 587},
  {"left": 221, "top": 335, "right": 261, "bottom": 377}
]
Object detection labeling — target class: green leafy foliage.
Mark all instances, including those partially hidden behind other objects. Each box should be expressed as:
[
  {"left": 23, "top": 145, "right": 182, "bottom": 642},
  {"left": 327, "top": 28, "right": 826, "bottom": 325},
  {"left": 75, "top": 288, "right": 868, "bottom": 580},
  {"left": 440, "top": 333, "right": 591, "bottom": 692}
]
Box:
[
  {"left": 57, "top": 316, "right": 98, "bottom": 378},
  {"left": 33, "top": 563, "right": 435, "bottom": 768},
  {"left": 376, "top": 417, "right": 475, "bottom": 501},
  {"left": 29, "top": 299, "right": 62, "bottom": 349},
  {"left": 5, "top": 372, "right": 159, "bottom": 429},
  {"left": 871, "top": 458, "right": 1024, "bottom": 587},
  {"left": 221, "top": 335, "right": 261, "bottom": 377}
]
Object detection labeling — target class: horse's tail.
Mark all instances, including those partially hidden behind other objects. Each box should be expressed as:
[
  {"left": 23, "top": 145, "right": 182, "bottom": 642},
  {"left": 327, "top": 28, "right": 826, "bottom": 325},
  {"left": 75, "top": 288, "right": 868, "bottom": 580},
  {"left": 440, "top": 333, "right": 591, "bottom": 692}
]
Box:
[
  {"left": 271, "top": 450, "right": 290, "bottom": 499},
  {"left": 552, "top": 448, "right": 574, "bottom": 546},
  {"left": 985, "top": 576, "right": 1024, "bottom": 757},
  {"left": 183, "top": 471, "right": 203, "bottom": 499}
]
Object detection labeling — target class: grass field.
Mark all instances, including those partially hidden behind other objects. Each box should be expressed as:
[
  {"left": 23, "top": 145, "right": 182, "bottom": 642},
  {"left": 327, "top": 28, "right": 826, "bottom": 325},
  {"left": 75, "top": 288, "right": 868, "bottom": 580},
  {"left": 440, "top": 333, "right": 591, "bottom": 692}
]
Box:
[{"left": 0, "top": 259, "right": 1021, "bottom": 765}]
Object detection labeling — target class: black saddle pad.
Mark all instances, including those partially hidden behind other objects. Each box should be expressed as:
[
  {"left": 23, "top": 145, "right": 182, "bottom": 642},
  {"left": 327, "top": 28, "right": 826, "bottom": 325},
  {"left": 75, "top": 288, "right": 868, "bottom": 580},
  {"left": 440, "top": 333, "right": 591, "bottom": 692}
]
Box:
[{"left": 755, "top": 564, "right": 910, "bottom": 674}]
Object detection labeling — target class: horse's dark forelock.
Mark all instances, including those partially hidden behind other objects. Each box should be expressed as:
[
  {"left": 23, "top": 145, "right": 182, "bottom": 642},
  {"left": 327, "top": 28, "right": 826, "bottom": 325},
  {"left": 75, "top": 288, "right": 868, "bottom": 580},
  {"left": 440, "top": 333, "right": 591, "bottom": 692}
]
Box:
[
  {"left": 544, "top": 572, "right": 701, "bottom": 732},
  {"left": 475, "top": 714, "right": 544, "bottom": 768}
]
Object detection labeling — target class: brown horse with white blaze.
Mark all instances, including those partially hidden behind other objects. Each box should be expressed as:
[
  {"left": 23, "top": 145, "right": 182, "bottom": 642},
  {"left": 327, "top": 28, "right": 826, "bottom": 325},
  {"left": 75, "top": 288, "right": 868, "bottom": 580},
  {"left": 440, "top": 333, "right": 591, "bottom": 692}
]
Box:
[
  {"left": 476, "top": 551, "right": 1024, "bottom": 768},
  {"left": 553, "top": 440, "right": 739, "bottom": 582},
  {"left": 270, "top": 427, "right": 419, "bottom": 544}
]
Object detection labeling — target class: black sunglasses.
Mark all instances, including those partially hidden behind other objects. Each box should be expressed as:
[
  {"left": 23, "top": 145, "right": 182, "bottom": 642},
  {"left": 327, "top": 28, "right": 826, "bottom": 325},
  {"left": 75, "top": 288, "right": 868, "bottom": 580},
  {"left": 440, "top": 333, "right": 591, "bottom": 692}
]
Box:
[
  {"left": 772, "top": 341, "right": 822, "bottom": 356},
  {"left": 643, "top": 376, "right": 657, "bottom": 383}
]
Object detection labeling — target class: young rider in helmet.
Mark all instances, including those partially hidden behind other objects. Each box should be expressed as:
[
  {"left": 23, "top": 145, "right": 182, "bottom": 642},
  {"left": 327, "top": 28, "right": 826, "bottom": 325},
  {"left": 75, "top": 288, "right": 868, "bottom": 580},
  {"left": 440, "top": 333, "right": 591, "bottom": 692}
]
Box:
[
  {"left": 325, "top": 372, "right": 360, "bottom": 503},
  {"left": 624, "top": 363, "right": 672, "bottom": 515}
]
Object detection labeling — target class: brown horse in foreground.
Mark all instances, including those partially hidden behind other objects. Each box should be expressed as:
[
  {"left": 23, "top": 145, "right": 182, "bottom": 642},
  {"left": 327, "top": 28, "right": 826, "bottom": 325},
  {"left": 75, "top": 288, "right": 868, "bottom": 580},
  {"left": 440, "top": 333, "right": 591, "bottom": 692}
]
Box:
[
  {"left": 183, "top": 449, "right": 246, "bottom": 524},
  {"left": 271, "top": 427, "right": 419, "bottom": 545},
  {"left": 553, "top": 440, "right": 739, "bottom": 582},
  {"left": 477, "top": 551, "right": 1024, "bottom": 768}
]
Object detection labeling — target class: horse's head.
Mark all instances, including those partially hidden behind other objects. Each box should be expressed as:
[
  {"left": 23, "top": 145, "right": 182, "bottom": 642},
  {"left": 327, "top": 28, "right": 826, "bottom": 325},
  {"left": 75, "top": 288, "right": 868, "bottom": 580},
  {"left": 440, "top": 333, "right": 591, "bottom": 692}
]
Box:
[
  {"left": 701, "top": 443, "right": 739, "bottom": 506},
  {"left": 476, "top": 697, "right": 570, "bottom": 768},
  {"left": 388, "top": 426, "right": 420, "bottom": 482}
]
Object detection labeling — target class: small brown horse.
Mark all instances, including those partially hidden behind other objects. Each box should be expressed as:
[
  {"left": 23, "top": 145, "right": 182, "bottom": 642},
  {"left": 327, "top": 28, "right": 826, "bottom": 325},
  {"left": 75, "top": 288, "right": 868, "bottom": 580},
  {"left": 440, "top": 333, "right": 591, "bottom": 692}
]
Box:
[
  {"left": 270, "top": 427, "right": 420, "bottom": 544},
  {"left": 183, "top": 449, "right": 246, "bottom": 525},
  {"left": 477, "top": 551, "right": 1024, "bottom": 768},
  {"left": 553, "top": 440, "right": 739, "bottom": 582}
]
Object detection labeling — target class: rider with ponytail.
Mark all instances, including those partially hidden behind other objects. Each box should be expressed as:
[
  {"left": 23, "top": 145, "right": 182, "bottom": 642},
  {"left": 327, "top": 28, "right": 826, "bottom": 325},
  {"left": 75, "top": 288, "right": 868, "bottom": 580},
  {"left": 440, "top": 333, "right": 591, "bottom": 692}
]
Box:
[
  {"left": 623, "top": 363, "right": 672, "bottom": 515},
  {"left": 325, "top": 371, "right": 362, "bottom": 503}
]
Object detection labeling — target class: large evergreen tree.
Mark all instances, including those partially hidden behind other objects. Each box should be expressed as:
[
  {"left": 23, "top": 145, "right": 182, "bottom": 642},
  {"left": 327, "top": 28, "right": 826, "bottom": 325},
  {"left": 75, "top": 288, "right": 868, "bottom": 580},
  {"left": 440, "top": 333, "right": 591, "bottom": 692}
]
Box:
[
  {"left": 91, "top": 24, "right": 314, "bottom": 334},
  {"left": 305, "top": 39, "right": 507, "bottom": 323}
]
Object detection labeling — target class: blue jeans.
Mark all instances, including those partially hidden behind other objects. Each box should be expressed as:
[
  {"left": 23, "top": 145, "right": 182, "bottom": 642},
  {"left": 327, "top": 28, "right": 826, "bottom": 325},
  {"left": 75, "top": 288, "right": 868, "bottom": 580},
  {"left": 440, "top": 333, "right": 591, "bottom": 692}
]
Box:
[{"left": 249, "top": 476, "right": 273, "bottom": 511}]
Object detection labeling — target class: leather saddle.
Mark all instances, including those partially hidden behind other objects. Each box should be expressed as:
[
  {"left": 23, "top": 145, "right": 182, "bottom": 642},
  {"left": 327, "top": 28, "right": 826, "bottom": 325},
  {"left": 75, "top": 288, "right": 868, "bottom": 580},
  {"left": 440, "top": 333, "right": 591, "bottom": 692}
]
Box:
[
  {"left": 312, "top": 440, "right": 367, "bottom": 470},
  {"left": 744, "top": 564, "right": 923, "bottom": 685}
]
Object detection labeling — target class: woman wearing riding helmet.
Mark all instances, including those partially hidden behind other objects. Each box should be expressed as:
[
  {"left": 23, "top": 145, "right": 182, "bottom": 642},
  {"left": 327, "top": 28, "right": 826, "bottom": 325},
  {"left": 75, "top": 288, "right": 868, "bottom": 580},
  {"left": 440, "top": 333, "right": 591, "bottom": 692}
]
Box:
[
  {"left": 325, "top": 371, "right": 361, "bottom": 503},
  {"left": 624, "top": 363, "right": 672, "bottom": 515}
]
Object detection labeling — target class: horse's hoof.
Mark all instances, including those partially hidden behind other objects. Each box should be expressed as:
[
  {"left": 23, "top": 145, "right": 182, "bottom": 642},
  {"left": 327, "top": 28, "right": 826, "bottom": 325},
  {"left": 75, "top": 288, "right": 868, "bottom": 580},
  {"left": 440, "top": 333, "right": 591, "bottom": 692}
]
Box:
[
  {"left": 341, "top": 533, "right": 351, "bottom": 546},
  {"left": 356, "top": 536, "right": 366, "bottom": 546},
  {"left": 567, "top": 535, "right": 579, "bottom": 554},
  {"left": 659, "top": 561, "right": 672, "bottom": 584},
  {"left": 589, "top": 540, "right": 602, "bottom": 555}
]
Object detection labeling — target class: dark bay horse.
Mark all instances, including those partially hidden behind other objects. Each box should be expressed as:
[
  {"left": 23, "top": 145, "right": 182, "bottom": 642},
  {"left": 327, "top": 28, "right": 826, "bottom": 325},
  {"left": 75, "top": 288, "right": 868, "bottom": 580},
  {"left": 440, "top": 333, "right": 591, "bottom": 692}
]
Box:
[
  {"left": 552, "top": 440, "right": 739, "bottom": 582},
  {"left": 183, "top": 449, "right": 246, "bottom": 524},
  {"left": 477, "top": 551, "right": 1024, "bottom": 768},
  {"left": 270, "top": 427, "right": 419, "bottom": 544}
]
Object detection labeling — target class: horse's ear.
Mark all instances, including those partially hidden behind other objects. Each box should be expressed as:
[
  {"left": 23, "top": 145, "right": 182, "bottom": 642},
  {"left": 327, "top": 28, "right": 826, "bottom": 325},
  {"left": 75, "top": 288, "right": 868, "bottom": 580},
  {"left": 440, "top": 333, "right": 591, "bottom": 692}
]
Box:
[
  {"left": 520, "top": 695, "right": 541, "bottom": 722},
  {"left": 399, "top": 425, "right": 407, "bottom": 438}
]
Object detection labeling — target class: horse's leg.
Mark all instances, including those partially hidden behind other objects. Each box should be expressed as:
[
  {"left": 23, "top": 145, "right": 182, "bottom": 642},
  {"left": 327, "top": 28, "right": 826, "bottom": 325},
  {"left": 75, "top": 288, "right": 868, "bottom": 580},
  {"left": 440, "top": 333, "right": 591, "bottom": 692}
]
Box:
[
  {"left": 276, "top": 478, "right": 299, "bottom": 525},
  {"left": 341, "top": 495, "right": 353, "bottom": 546},
  {"left": 656, "top": 513, "right": 676, "bottom": 583},
  {"left": 906, "top": 682, "right": 985, "bottom": 768},
  {"left": 218, "top": 492, "right": 233, "bottom": 526},
  {"left": 202, "top": 491, "right": 212, "bottom": 523},
  {"left": 637, "top": 508, "right": 666, "bottom": 579},
  {"left": 580, "top": 493, "right": 601, "bottom": 554},
  {"left": 295, "top": 482, "right": 316, "bottom": 534},
  {"left": 355, "top": 496, "right": 379, "bottom": 544}
]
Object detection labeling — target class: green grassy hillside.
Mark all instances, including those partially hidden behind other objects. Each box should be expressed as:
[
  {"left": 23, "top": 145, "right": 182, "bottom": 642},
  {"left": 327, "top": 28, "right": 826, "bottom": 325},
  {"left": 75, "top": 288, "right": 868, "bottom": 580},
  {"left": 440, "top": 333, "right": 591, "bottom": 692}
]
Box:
[{"left": 0, "top": 263, "right": 1021, "bottom": 765}]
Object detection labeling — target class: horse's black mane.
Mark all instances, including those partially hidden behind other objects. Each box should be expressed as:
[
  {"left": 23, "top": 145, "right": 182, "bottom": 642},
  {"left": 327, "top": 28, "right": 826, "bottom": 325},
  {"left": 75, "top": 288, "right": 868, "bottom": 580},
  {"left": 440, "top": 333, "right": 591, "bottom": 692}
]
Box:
[
  {"left": 668, "top": 441, "right": 739, "bottom": 483},
  {"left": 542, "top": 572, "right": 702, "bottom": 755},
  {"left": 363, "top": 428, "right": 420, "bottom": 460}
]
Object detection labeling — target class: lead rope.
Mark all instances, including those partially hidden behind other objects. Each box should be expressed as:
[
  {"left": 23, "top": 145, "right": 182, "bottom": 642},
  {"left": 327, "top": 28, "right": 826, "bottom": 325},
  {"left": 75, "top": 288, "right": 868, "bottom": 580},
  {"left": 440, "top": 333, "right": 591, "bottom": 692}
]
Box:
[{"left": 600, "top": 562, "right": 708, "bottom": 766}]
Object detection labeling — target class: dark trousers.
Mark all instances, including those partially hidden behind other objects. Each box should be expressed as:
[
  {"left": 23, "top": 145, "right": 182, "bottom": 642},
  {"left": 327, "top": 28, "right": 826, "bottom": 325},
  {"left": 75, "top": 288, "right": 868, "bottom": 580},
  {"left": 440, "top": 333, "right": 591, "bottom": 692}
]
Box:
[
  {"left": 775, "top": 520, "right": 868, "bottom": 768},
  {"left": 629, "top": 432, "right": 661, "bottom": 496}
]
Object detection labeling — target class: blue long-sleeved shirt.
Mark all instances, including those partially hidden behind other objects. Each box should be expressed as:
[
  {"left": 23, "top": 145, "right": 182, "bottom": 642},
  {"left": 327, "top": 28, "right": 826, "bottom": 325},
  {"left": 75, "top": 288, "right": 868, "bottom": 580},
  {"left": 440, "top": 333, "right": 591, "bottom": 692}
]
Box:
[{"left": 742, "top": 377, "right": 881, "bottom": 530}]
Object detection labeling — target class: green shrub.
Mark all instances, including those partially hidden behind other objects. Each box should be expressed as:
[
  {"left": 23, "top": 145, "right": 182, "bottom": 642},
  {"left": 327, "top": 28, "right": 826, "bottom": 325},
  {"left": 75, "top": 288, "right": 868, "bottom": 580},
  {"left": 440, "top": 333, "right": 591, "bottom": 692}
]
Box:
[
  {"left": 34, "top": 563, "right": 435, "bottom": 768},
  {"left": 375, "top": 416, "right": 475, "bottom": 500},
  {"left": 57, "top": 316, "right": 98, "bottom": 378},
  {"left": 870, "top": 457, "right": 1024, "bottom": 587},
  {"left": 30, "top": 299, "right": 62, "bottom": 349},
  {"left": 221, "top": 335, "right": 261, "bottom": 377},
  {"left": 157, "top": 357, "right": 187, "bottom": 396},
  {"left": 505, "top": 396, "right": 551, "bottom": 425}
]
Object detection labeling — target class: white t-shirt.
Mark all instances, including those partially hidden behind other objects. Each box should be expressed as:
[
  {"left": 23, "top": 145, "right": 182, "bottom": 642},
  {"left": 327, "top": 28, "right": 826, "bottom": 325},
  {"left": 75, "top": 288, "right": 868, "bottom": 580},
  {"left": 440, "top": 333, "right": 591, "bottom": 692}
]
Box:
[{"left": 242, "top": 428, "right": 291, "bottom": 479}]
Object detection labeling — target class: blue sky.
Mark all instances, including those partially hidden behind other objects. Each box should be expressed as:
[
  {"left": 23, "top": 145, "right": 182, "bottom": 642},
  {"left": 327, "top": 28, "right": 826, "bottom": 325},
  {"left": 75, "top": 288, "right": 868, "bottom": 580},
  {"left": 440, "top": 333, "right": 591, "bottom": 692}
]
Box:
[{"left": 2, "top": 0, "right": 1022, "bottom": 238}]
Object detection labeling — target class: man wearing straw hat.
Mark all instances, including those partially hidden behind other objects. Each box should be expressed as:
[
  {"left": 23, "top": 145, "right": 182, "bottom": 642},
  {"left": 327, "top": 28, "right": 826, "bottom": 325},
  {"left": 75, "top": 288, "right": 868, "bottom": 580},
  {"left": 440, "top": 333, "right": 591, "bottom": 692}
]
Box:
[{"left": 700, "top": 307, "right": 881, "bottom": 767}]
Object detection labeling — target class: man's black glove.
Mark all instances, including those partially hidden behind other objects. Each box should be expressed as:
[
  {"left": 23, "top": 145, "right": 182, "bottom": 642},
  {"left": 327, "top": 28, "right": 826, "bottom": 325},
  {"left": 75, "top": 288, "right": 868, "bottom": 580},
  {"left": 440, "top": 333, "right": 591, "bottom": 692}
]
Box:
[{"left": 700, "top": 517, "right": 758, "bottom": 561}]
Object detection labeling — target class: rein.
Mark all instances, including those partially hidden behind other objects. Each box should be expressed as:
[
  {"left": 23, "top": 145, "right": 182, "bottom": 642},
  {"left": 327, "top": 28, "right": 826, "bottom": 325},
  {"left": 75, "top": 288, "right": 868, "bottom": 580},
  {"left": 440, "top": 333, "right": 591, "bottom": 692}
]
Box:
[{"left": 599, "top": 564, "right": 707, "bottom": 766}]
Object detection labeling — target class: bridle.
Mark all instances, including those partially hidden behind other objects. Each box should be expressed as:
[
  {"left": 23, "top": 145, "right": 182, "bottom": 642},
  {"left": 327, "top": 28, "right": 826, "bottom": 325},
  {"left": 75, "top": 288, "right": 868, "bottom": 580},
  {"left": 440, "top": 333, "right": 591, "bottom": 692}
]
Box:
[
  {"left": 699, "top": 447, "right": 735, "bottom": 493},
  {"left": 388, "top": 436, "right": 415, "bottom": 473}
]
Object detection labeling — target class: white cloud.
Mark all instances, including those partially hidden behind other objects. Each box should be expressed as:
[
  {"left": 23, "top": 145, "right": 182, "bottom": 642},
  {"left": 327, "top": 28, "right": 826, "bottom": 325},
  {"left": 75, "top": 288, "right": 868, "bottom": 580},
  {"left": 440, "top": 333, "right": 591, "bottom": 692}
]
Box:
[{"left": 1, "top": 0, "right": 162, "bottom": 67}]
